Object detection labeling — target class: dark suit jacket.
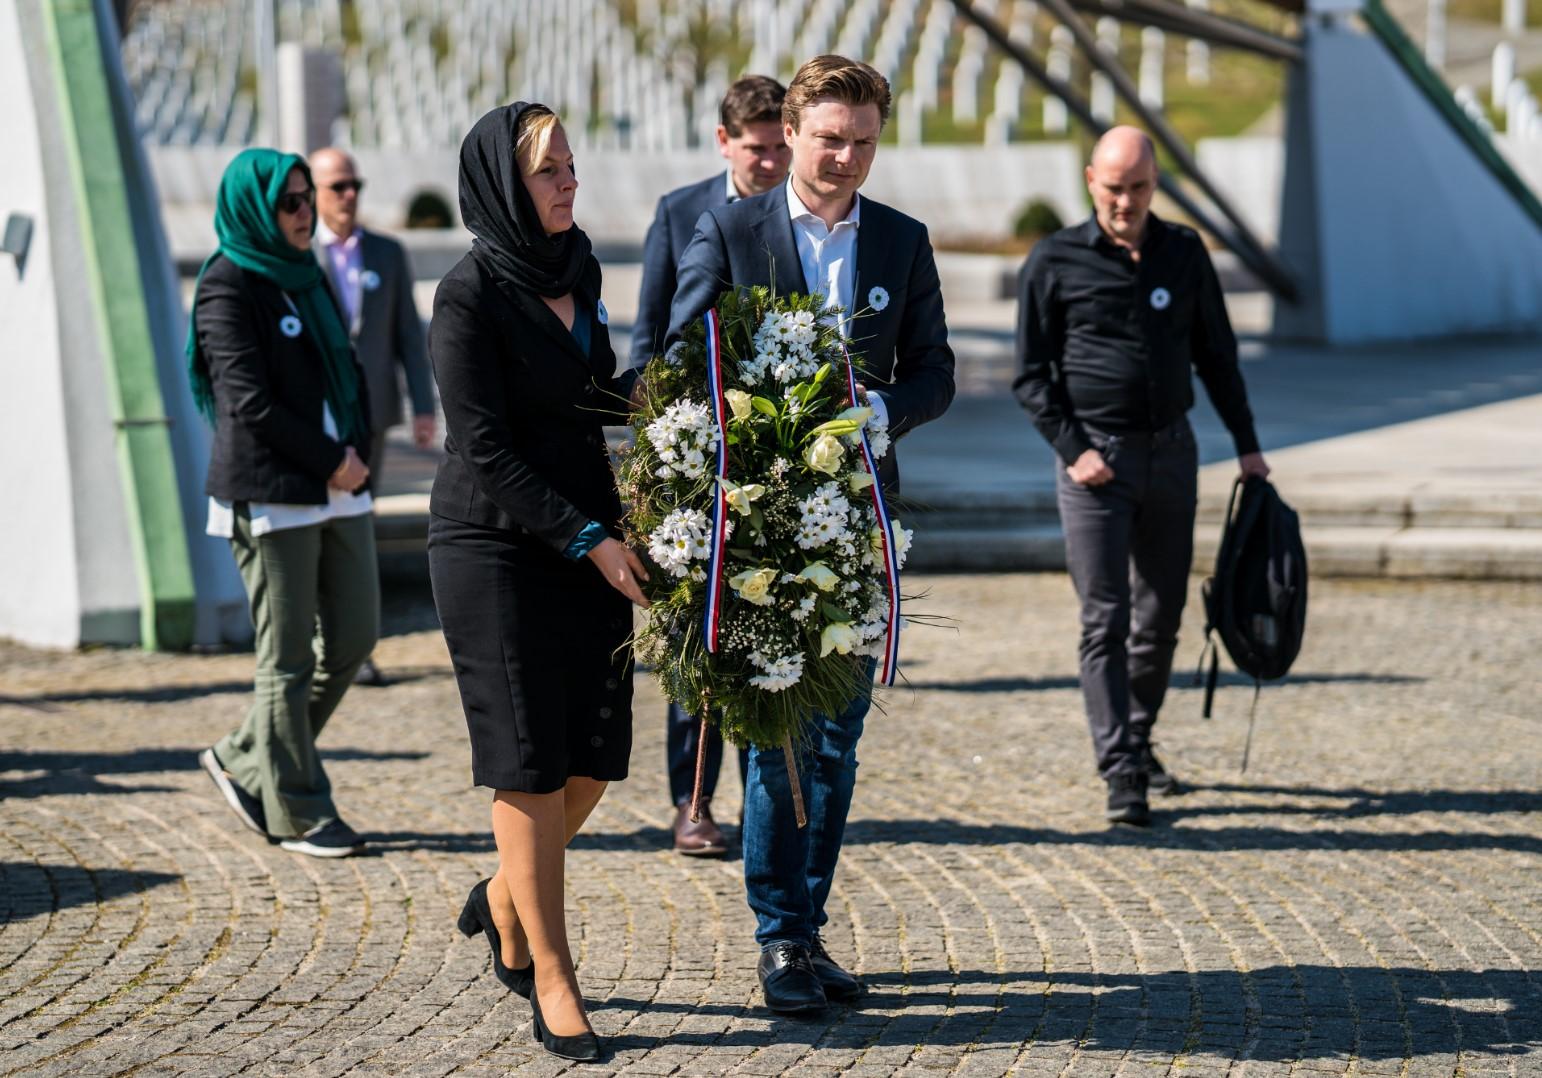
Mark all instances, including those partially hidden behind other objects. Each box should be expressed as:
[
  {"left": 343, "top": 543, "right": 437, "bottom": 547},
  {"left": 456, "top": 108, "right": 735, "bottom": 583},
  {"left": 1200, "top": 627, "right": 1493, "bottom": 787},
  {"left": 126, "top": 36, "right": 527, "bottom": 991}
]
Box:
[
  {"left": 664, "top": 187, "right": 956, "bottom": 489},
  {"left": 196, "top": 254, "right": 372, "bottom": 505},
  {"left": 320, "top": 228, "right": 434, "bottom": 431},
  {"left": 630, "top": 172, "right": 728, "bottom": 369},
  {"left": 428, "top": 252, "right": 626, "bottom": 555}
]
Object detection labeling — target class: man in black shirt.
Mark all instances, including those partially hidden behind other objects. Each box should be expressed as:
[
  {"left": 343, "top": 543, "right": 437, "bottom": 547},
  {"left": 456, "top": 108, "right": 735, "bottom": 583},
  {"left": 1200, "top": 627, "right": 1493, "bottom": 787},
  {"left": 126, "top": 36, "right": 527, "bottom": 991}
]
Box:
[{"left": 1014, "top": 126, "right": 1270, "bottom": 825}]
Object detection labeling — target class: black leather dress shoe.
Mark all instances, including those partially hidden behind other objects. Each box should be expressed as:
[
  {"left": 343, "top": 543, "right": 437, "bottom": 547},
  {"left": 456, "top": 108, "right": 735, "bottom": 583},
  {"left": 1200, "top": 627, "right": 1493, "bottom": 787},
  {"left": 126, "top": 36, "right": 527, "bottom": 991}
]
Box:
[
  {"left": 757, "top": 942, "right": 827, "bottom": 1014},
  {"left": 810, "top": 935, "right": 862, "bottom": 1001}
]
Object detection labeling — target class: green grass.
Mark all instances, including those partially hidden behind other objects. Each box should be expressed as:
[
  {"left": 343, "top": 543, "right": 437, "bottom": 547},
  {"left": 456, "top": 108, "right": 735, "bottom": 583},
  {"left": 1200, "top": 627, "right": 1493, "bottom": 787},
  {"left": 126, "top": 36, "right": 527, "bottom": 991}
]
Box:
[{"left": 1448, "top": 0, "right": 1542, "bottom": 23}]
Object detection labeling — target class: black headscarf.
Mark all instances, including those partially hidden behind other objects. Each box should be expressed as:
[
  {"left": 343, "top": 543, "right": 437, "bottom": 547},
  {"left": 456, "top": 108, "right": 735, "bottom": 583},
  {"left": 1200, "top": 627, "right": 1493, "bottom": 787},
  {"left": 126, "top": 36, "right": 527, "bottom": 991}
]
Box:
[{"left": 458, "top": 101, "right": 591, "bottom": 299}]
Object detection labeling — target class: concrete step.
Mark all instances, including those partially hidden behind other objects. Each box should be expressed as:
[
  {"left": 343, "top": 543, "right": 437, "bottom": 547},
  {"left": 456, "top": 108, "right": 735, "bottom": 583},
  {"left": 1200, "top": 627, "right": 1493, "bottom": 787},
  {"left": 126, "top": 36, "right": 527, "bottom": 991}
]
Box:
[{"left": 375, "top": 494, "right": 1542, "bottom": 580}]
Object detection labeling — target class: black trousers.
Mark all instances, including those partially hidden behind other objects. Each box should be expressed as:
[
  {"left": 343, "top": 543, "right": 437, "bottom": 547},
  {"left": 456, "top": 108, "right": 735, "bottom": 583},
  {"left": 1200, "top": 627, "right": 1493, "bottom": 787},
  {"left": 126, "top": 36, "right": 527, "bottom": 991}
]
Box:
[
  {"left": 667, "top": 702, "right": 749, "bottom": 807},
  {"left": 1056, "top": 419, "right": 1198, "bottom": 778}
]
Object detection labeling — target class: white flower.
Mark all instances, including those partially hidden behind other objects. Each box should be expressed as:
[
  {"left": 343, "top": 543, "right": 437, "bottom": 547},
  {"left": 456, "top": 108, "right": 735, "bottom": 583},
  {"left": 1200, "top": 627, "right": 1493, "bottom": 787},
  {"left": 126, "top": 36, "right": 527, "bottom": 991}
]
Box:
[
  {"left": 820, "top": 622, "right": 859, "bottom": 657},
  {"left": 848, "top": 470, "right": 875, "bottom": 494},
  {"left": 795, "top": 562, "right": 840, "bottom": 592},
  {"left": 718, "top": 477, "right": 765, "bottom": 516},
  {"left": 804, "top": 433, "right": 845, "bottom": 475},
  {"left": 728, "top": 566, "right": 778, "bottom": 606},
  {"left": 868, "top": 285, "right": 889, "bottom": 312},
  {"left": 645, "top": 399, "right": 720, "bottom": 480},
  {"left": 647, "top": 507, "right": 711, "bottom": 577},
  {"left": 748, "top": 650, "right": 805, "bottom": 692},
  {"left": 724, "top": 388, "right": 753, "bottom": 421}
]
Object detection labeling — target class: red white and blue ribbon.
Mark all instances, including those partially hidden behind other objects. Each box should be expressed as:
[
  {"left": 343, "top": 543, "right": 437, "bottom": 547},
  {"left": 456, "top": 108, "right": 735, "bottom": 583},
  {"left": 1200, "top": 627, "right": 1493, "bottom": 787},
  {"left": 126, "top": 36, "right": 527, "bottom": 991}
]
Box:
[
  {"left": 843, "top": 355, "right": 902, "bottom": 686},
  {"left": 701, "top": 308, "right": 730, "bottom": 654}
]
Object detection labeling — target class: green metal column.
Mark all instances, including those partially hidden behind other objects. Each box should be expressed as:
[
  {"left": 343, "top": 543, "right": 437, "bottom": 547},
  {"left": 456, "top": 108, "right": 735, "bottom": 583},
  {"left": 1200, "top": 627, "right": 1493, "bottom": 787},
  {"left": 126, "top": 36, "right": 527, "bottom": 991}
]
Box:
[{"left": 42, "top": 0, "right": 196, "bottom": 650}]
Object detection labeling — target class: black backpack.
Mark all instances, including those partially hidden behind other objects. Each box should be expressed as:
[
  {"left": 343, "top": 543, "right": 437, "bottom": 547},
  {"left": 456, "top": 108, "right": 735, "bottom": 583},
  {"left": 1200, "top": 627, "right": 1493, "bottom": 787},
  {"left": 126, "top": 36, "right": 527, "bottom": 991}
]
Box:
[{"left": 1196, "top": 475, "right": 1308, "bottom": 769}]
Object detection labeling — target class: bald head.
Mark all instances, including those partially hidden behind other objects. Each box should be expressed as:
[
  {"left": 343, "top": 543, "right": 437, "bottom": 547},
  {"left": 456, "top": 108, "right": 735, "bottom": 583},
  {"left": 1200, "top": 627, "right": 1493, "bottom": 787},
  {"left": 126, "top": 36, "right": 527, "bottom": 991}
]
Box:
[
  {"left": 1090, "top": 126, "right": 1156, "bottom": 172},
  {"left": 1085, "top": 126, "right": 1157, "bottom": 248},
  {"left": 311, "top": 147, "right": 363, "bottom": 236}
]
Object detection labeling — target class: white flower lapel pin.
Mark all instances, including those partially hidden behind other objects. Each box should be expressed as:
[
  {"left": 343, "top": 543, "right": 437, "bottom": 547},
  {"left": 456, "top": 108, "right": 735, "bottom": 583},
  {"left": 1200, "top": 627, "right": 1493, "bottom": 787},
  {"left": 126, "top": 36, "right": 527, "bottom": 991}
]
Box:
[
  {"left": 360, "top": 269, "right": 381, "bottom": 291},
  {"left": 867, "top": 285, "right": 890, "bottom": 313},
  {"left": 279, "top": 315, "right": 303, "bottom": 338}
]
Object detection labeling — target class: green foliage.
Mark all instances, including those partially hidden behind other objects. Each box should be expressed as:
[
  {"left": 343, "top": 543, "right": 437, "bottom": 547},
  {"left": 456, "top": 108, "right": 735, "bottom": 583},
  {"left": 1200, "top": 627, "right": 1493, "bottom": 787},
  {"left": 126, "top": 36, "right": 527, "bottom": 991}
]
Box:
[
  {"left": 619, "top": 287, "right": 897, "bottom": 750},
  {"left": 1014, "top": 198, "right": 1065, "bottom": 239}
]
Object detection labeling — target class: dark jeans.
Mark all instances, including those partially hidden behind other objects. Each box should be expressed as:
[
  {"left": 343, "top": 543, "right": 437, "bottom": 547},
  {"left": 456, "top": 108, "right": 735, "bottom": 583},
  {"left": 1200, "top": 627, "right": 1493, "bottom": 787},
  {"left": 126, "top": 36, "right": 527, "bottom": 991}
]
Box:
[
  {"left": 667, "top": 702, "right": 749, "bottom": 806},
  {"left": 1056, "top": 420, "right": 1197, "bottom": 778},
  {"left": 742, "top": 661, "right": 875, "bottom": 947}
]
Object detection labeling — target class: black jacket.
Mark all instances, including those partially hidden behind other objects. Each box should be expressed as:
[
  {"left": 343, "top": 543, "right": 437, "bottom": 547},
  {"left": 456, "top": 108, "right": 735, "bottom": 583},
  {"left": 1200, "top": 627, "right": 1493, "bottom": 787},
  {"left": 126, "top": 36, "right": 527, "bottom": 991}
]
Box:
[
  {"left": 661, "top": 188, "right": 956, "bottom": 491},
  {"left": 428, "top": 252, "right": 626, "bottom": 554},
  {"left": 630, "top": 172, "right": 728, "bottom": 370},
  {"left": 197, "top": 254, "right": 372, "bottom": 505}
]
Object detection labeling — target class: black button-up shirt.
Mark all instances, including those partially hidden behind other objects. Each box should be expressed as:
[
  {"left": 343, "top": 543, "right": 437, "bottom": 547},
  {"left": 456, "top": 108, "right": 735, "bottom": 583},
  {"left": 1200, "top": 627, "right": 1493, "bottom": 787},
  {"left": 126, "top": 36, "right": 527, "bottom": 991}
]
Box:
[{"left": 1013, "top": 213, "right": 1260, "bottom": 465}]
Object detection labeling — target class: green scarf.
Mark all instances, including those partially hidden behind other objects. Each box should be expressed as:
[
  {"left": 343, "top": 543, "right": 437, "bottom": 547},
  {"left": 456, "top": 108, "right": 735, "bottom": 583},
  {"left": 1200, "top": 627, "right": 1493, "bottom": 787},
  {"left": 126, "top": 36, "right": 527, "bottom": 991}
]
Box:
[{"left": 185, "top": 148, "right": 365, "bottom": 445}]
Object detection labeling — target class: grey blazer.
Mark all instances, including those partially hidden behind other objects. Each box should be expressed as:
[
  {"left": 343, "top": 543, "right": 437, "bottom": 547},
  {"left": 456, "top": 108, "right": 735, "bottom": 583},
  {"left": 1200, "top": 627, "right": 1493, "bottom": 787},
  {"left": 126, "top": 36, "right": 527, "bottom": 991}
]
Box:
[{"left": 322, "top": 228, "right": 434, "bottom": 432}]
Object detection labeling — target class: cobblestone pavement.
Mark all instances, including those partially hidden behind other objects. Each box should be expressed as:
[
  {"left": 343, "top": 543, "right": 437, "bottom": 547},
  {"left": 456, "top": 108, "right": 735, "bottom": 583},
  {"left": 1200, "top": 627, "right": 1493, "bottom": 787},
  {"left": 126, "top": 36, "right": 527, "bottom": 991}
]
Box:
[{"left": 2, "top": 574, "right": 1539, "bottom": 1077}]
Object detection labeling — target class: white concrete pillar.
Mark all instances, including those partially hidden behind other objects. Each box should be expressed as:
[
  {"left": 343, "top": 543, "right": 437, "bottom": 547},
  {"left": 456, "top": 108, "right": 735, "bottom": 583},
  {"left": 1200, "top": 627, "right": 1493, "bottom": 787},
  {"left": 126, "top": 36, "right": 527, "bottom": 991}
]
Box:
[
  {"left": 1091, "top": 18, "right": 1120, "bottom": 123},
  {"left": 1139, "top": 27, "right": 1165, "bottom": 107},
  {"left": 1426, "top": 0, "right": 1446, "bottom": 69},
  {"left": 1045, "top": 25, "right": 1072, "bottom": 134},
  {"left": 1502, "top": 0, "right": 1525, "bottom": 34},
  {"left": 1492, "top": 42, "right": 1516, "bottom": 109},
  {"left": 898, "top": 89, "right": 922, "bottom": 146},
  {"left": 1186, "top": 0, "right": 1210, "bottom": 85},
  {"left": 954, "top": 54, "right": 983, "bottom": 124},
  {"left": 1505, "top": 76, "right": 1530, "bottom": 121},
  {"left": 1509, "top": 91, "right": 1537, "bottom": 136}
]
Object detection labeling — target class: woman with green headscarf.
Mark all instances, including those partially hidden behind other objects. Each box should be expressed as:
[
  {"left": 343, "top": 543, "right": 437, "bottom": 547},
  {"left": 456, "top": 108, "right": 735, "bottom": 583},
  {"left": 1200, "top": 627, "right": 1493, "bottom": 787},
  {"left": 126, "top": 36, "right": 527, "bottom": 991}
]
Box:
[{"left": 189, "top": 148, "right": 378, "bottom": 860}]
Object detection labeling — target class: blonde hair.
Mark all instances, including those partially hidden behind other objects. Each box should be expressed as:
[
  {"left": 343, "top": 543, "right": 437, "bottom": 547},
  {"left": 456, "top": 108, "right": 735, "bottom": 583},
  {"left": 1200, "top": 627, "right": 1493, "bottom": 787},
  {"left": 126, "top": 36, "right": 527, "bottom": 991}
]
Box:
[
  {"left": 783, "top": 55, "right": 891, "bottom": 131},
  {"left": 515, "top": 106, "right": 562, "bottom": 176}
]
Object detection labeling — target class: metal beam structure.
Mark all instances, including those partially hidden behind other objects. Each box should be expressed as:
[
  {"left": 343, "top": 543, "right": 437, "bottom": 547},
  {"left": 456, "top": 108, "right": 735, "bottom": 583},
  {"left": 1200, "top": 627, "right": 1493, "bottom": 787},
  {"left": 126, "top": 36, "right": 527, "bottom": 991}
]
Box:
[
  {"left": 949, "top": 0, "right": 1300, "bottom": 301},
  {"left": 1069, "top": 0, "right": 1303, "bottom": 62}
]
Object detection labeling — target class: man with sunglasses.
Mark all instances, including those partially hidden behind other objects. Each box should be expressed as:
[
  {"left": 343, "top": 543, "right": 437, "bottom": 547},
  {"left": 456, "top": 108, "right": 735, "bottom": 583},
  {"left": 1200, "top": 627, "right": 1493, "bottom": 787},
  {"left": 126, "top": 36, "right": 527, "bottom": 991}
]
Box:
[{"left": 311, "top": 147, "right": 436, "bottom": 686}]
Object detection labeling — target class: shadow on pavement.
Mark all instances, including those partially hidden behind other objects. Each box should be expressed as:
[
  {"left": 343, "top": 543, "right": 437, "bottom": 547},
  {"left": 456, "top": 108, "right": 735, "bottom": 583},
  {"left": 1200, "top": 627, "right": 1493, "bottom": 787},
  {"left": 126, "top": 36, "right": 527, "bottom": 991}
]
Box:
[
  {"left": 0, "top": 747, "right": 430, "bottom": 799},
  {"left": 899, "top": 671, "right": 1424, "bottom": 694},
  {"left": 600, "top": 963, "right": 1537, "bottom": 1057},
  {"left": 1, "top": 862, "right": 183, "bottom": 920},
  {"left": 836, "top": 815, "right": 1542, "bottom": 854}
]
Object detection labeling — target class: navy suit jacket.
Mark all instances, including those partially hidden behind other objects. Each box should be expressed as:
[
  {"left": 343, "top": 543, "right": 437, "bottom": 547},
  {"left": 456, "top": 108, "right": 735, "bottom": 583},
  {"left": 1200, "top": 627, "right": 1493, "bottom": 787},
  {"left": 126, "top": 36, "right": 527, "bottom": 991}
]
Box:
[
  {"left": 663, "top": 186, "right": 956, "bottom": 490},
  {"left": 631, "top": 173, "right": 729, "bottom": 369}
]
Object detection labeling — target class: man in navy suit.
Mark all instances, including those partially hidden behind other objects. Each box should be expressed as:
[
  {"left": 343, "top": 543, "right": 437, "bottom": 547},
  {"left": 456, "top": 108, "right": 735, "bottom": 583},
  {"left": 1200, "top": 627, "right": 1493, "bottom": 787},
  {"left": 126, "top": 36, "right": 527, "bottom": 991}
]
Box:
[
  {"left": 635, "top": 76, "right": 791, "bottom": 860},
  {"left": 664, "top": 55, "right": 955, "bottom": 1014}
]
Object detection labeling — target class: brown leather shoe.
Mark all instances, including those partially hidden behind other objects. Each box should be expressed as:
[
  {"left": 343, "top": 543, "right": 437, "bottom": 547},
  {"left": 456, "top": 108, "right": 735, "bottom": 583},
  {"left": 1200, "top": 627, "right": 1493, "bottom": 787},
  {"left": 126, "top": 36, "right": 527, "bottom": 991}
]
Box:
[{"left": 673, "top": 800, "right": 728, "bottom": 857}]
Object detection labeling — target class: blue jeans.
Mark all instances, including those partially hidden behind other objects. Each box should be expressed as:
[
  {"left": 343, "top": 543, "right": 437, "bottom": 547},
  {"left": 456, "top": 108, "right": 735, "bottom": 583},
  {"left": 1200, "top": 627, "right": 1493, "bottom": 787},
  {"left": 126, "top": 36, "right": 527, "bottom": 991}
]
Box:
[{"left": 742, "top": 661, "right": 875, "bottom": 946}]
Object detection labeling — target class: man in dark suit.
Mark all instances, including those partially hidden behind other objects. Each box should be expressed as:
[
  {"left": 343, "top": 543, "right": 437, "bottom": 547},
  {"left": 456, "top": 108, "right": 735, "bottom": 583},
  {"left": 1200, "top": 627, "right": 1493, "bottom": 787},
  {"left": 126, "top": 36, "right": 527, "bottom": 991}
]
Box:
[
  {"left": 311, "top": 147, "right": 436, "bottom": 686},
  {"left": 634, "top": 76, "right": 791, "bottom": 859},
  {"left": 663, "top": 55, "right": 955, "bottom": 1014}
]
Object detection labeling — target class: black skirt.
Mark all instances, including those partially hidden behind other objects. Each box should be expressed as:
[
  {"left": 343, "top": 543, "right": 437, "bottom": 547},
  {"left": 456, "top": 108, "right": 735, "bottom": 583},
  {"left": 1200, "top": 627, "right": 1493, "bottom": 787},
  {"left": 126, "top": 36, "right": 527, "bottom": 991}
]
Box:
[{"left": 428, "top": 514, "right": 634, "bottom": 792}]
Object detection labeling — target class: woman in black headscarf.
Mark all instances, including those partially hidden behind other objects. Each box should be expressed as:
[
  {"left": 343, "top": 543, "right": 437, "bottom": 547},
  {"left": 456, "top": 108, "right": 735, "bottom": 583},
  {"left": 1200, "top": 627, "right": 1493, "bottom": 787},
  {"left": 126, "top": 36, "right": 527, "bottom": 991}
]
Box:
[{"left": 431, "top": 103, "right": 648, "bottom": 1062}]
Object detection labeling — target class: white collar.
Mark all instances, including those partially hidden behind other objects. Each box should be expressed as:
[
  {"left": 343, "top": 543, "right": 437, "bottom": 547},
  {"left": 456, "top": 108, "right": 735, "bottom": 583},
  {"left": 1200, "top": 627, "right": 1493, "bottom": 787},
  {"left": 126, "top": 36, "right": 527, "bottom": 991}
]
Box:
[
  {"left": 725, "top": 169, "right": 741, "bottom": 203},
  {"left": 785, "top": 179, "right": 860, "bottom": 231},
  {"left": 315, "top": 220, "right": 361, "bottom": 249}
]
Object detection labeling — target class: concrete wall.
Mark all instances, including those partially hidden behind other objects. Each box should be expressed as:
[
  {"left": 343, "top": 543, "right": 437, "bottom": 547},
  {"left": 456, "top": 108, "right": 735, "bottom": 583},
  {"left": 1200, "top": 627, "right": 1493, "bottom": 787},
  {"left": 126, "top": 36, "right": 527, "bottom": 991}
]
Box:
[
  {"left": 0, "top": 0, "right": 83, "bottom": 647},
  {"left": 1273, "top": 20, "right": 1542, "bottom": 342},
  {"left": 148, "top": 142, "right": 1086, "bottom": 261}
]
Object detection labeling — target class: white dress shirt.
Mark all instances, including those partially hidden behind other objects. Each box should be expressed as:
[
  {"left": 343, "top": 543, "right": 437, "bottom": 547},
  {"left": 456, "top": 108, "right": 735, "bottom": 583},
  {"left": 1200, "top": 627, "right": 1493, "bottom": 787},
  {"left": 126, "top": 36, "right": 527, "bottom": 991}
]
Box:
[
  {"left": 784, "top": 180, "right": 889, "bottom": 426},
  {"left": 315, "top": 220, "right": 363, "bottom": 328}
]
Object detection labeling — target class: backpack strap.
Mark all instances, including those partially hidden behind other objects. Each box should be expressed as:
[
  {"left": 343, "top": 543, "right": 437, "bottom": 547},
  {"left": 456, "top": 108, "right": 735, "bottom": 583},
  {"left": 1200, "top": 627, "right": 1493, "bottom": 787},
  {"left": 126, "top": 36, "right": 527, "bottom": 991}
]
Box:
[
  {"left": 1239, "top": 678, "right": 1263, "bottom": 772},
  {"left": 1201, "top": 640, "right": 1220, "bottom": 719}
]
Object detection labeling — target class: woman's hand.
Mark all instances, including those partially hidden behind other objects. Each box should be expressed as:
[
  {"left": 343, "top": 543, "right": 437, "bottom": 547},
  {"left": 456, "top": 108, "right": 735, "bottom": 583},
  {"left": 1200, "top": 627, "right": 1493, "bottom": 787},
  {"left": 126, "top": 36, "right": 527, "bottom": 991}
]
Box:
[
  {"left": 587, "top": 537, "right": 651, "bottom": 608},
  {"left": 330, "top": 446, "right": 369, "bottom": 491}
]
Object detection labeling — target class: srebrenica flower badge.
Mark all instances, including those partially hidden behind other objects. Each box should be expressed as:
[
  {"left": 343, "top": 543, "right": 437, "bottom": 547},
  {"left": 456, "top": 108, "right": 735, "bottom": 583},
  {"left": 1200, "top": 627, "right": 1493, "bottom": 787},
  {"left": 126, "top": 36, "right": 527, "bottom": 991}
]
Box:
[{"left": 621, "top": 286, "right": 910, "bottom": 827}]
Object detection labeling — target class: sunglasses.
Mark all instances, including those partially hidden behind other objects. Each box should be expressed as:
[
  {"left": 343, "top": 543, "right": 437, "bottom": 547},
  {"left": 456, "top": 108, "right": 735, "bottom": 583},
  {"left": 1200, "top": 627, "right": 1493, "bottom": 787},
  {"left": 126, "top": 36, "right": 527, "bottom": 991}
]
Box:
[
  {"left": 327, "top": 179, "right": 366, "bottom": 195},
  {"left": 277, "top": 188, "right": 316, "bottom": 214}
]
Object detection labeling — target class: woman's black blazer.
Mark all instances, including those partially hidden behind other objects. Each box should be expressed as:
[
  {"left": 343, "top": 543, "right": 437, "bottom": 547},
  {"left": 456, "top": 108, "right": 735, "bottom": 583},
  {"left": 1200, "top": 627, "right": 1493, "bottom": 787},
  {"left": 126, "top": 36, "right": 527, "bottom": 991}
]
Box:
[
  {"left": 428, "top": 253, "right": 626, "bottom": 555},
  {"left": 196, "top": 254, "right": 373, "bottom": 505}
]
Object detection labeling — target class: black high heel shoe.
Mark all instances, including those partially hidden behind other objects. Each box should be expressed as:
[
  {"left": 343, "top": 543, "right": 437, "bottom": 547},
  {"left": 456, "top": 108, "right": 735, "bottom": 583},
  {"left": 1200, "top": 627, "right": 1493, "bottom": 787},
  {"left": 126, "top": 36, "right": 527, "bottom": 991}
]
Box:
[
  {"left": 530, "top": 983, "right": 602, "bottom": 1063},
  {"left": 456, "top": 878, "right": 534, "bottom": 998}
]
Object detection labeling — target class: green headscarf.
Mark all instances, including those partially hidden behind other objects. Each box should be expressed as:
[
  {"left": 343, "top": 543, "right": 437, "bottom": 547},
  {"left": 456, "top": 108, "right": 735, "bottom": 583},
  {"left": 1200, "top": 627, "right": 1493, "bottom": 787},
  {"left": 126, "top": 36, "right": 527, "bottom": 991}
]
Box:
[{"left": 186, "top": 148, "right": 365, "bottom": 444}]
